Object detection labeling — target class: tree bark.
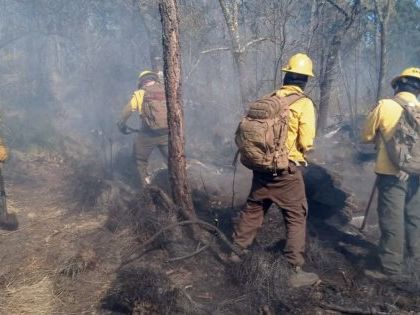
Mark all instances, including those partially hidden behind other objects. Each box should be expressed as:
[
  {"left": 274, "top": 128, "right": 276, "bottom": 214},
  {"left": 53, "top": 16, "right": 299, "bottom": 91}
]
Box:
[
  {"left": 159, "top": 0, "right": 195, "bottom": 218},
  {"left": 218, "top": 0, "right": 248, "bottom": 111},
  {"left": 317, "top": 0, "right": 361, "bottom": 132},
  {"left": 375, "top": 0, "right": 393, "bottom": 101},
  {"left": 138, "top": 0, "right": 162, "bottom": 69}
]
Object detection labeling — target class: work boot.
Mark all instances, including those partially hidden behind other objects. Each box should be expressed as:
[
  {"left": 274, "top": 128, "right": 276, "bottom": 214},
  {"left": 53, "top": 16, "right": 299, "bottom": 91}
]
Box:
[
  {"left": 228, "top": 252, "right": 242, "bottom": 263},
  {"left": 228, "top": 246, "right": 249, "bottom": 263},
  {"left": 364, "top": 269, "right": 389, "bottom": 280},
  {"left": 289, "top": 266, "right": 319, "bottom": 288}
]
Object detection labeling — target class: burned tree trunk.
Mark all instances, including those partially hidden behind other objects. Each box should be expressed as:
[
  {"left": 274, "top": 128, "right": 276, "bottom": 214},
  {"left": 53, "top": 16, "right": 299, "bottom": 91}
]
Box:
[{"left": 159, "top": 0, "right": 195, "bottom": 219}]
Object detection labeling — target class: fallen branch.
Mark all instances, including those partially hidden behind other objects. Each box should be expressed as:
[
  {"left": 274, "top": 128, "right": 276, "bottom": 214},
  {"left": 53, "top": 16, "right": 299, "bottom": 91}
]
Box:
[
  {"left": 319, "top": 303, "right": 378, "bottom": 315},
  {"left": 166, "top": 243, "right": 210, "bottom": 263},
  {"left": 121, "top": 219, "right": 242, "bottom": 266}
]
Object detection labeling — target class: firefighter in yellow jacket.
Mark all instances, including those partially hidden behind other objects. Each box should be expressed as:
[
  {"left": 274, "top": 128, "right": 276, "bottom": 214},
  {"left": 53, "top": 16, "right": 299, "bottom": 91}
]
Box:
[
  {"left": 362, "top": 67, "right": 420, "bottom": 279},
  {"left": 0, "top": 137, "right": 7, "bottom": 164},
  {"left": 0, "top": 136, "right": 10, "bottom": 225},
  {"left": 231, "top": 53, "right": 319, "bottom": 287},
  {"left": 117, "top": 71, "right": 168, "bottom": 189}
]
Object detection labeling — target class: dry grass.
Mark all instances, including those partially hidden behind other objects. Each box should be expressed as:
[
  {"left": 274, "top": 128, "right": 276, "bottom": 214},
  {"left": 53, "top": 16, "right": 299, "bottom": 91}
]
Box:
[
  {"left": 0, "top": 276, "right": 58, "bottom": 315},
  {"left": 57, "top": 247, "right": 97, "bottom": 279}
]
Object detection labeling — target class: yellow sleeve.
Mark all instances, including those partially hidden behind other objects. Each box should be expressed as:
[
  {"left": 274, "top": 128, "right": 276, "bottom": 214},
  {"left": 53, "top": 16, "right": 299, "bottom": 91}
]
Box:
[
  {"left": 119, "top": 90, "right": 145, "bottom": 124},
  {"left": 132, "top": 90, "right": 145, "bottom": 113},
  {"left": 0, "top": 138, "right": 8, "bottom": 162},
  {"left": 362, "top": 102, "right": 382, "bottom": 143},
  {"left": 297, "top": 99, "right": 316, "bottom": 153}
]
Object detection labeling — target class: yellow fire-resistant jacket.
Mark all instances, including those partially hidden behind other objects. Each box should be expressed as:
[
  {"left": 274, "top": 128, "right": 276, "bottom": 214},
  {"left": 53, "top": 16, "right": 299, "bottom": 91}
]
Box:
[
  {"left": 0, "top": 137, "right": 8, "bottom": 162},
  {"left": 119, "top": 89, "right": 145, "bottom": 124},
  {"left": 362, "top": 91, "right": 420, "bottom": 175},
  {"left": 276, "top": 85, "right": 316, "bottom": 163}
]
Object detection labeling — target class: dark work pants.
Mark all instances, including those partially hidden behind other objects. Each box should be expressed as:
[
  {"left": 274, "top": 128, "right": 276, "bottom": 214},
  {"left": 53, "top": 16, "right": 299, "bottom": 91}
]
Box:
[
  {"left": 233, "top": 164, "right": 308, "bottom": 266},
  {"left": 376, "top": 174, "right": 420, "bottom": 274},
  {"left": 133, "top": 130, "right": 168, "bottom": 188}
]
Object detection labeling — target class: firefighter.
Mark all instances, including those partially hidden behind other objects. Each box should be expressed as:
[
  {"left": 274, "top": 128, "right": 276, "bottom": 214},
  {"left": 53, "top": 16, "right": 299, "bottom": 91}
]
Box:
[
  {"left": 362, "top": 67, "right": 420, "bottom": 279},
  {"left": 0, "top": 137, "right": 7, "bottom": 165},
  {"left": 230, "top": 53, "right": 319, "bottom": 287},
  {"left": 0, "top": 136, "right": 10, "bottom": 227},
  {"left": 117, "top": 71, "right": 168, "bottom": 189}
]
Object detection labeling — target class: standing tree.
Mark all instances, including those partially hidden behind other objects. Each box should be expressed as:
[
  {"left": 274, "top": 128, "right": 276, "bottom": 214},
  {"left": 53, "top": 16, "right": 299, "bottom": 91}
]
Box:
[
  {"left": 138, "top": 0, "right": 163, "bottom": 69},
  {"left": 317, "top": 0, "right": 361, "bottom": 132},
  {"left": 218, "top": 0, "right": 270, "bottom": 111},
  {"left": 374, "top": 0, "right": 394, "bottom": 101},
  {"left": 159, "top": 0, "right": 195, "bottom": 218}
]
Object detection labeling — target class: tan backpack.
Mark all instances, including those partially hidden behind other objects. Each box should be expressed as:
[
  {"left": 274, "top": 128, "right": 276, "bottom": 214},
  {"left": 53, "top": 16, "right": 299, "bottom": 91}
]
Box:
[
  {"left": 382, "top": 97, "right": 420, "bottom": 175},
  {"left": 140, "top": 82, "right": 168, "bottom": 131},
  {"left": 235, "top": 92, "right": 305, "bottom": 175}
]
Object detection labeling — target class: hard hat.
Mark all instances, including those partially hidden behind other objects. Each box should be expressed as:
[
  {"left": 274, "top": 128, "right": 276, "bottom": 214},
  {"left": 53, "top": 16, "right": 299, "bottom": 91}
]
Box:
[
  {"left": 391, "top": 67, "right": 420, "bottom": 88},
  {"left": 282, "top": 53, "right": 314, "bottom": 77},
  {"left": 138, "top": 70, "right": 159, "bottom": 87},
  {"left": 138, "top": 70, "right": 155, "bottom": 79}
]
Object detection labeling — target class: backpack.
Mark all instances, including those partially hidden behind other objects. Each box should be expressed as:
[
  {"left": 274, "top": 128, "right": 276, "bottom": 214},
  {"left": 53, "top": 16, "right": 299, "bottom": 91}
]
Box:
[
  {"left": 235, "top": 92, "right": 305, "bottom": 174},
  {"left": 382, "top": 97, "right": 420, "bottom": 175},
  {"left": 139, "top": 82, "right": 168, "bottom": 131}
]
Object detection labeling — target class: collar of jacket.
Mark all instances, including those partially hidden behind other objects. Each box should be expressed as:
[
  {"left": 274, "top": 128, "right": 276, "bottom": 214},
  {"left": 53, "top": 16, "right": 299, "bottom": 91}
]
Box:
[
  {"left": 395, "top": 91, "right": 419, "bottom": 106},
  {"left": 276, "top": 85, "right": 303, "bottom": 97}
]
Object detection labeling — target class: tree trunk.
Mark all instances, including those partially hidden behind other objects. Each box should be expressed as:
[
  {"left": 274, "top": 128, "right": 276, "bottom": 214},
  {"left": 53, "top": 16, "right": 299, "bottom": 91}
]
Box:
[
  {"left": 159, "top": 0, "right": 195, "bottom": 218},
  {"left": 218, "top": 0, "right": 248, "bottom": 111},
  {"left": 375, "top": 0, "right": 393, "bottom": 101},
  {"left": 138, "top": 0, "right": 162, "bottom": 69},
  {"left": 318, "top": 36, "right": 340, "bottom": 131},
  {"left": 317, "top": 0, "right": 361, "bottom": 132}
]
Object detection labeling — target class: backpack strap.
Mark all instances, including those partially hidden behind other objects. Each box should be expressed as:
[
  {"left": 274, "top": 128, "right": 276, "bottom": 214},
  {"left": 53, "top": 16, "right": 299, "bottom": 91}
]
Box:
[
  {"left": 393, "top": 96, "right": 410, "bottom": 111},
  {"left": 273, "top": 92, "right": 306, "bottom": 107}
]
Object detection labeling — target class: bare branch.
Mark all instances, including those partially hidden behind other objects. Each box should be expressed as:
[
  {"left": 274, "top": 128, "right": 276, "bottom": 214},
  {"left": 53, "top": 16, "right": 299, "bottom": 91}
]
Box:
[
  {"left": 241, "top": 37, "right": 271, "bottom": 52},
  {"left": 185, "top": 46, "right": 230, "bottom": 79},
  {"left": 166, "top": 243, "right": 210, "bottom": 262},
  {"left": 325, "top": 0, "right": 349, "bottom": 19},
  {"left": 121, "top": 219, "right": 242, "bottom": 266}
]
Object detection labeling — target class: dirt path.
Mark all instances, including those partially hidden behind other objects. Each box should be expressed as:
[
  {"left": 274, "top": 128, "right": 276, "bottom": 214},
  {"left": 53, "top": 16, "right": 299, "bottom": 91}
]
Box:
[{"left": 0, "top": 155, "right": 123, "bottom": 314}]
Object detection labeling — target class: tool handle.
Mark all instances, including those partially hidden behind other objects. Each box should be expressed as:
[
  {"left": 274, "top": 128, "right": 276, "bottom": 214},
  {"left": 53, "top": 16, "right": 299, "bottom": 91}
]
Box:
[{"left": 360, "top": 177, "right": 378, "bottom": 231}]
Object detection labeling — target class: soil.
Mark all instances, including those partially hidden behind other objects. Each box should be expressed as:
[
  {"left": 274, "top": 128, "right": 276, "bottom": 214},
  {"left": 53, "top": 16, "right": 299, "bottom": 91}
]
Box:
[{"left": 0, "top": 149, "right": 419, "bottom": 314}]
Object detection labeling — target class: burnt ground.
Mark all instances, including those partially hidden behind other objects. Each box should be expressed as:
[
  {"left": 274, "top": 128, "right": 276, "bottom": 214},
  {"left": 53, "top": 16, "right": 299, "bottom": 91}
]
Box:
[{"left": 0, "top": 147, "right": 419, "bottom": 315}]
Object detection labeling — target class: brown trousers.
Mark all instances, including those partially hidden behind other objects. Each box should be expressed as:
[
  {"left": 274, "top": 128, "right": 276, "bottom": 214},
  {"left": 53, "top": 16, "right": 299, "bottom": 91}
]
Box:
[
  {"left": 133, "top": 129, "right": 168, "bottom": 187},
  {"left": 233, "top": 164, "right": 308, "bottom": 266}
]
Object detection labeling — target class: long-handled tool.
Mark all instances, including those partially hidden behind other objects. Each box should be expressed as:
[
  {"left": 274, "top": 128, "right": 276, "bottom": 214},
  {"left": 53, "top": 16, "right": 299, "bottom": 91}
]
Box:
[
  {"left": 360, "top": 177, "right": 378, "bottom": 231},
  {"left": 0, "top": 164, "right": 18, "bottom": 231}
]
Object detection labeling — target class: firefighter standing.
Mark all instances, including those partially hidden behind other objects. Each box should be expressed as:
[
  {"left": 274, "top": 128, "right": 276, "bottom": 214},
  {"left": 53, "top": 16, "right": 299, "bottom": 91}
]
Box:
[
  {"left": 231, "top": 53, "right": 319, "bottom": 288},
  {"left": 362, "top": 68, "right": 420, "bottom": 279},
  {"left": 0, "top": 136, "right": 10, "bottom": 227},
  {"left": 117, "top": 71, "right": 169, "bottom": 189}
]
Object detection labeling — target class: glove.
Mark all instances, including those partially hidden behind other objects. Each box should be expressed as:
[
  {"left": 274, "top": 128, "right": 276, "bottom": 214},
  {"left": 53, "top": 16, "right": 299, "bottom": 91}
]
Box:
[
  {"left": 396, "top": 170, "right": 409, "bottom": 182},
  {"left": 117, "top": 121, "right": 130, "bottom": 135}
]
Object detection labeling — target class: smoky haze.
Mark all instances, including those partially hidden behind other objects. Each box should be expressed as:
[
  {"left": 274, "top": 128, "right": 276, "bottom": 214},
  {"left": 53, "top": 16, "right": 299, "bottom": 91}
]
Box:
[{"left": 0, "top": 0, "right": 418, "bottom": 191}]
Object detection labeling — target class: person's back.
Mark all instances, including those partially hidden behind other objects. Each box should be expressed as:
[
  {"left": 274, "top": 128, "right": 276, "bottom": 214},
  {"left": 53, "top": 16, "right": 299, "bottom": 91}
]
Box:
[
  {"left": 231, "top": 53, "right": 319, "bottom": 288},
  {"left": 117, "top": 71, "right": 169, "bottom": 189},
  {"left": 362, "top": 67, "right": 420, "bottom": 279}
]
